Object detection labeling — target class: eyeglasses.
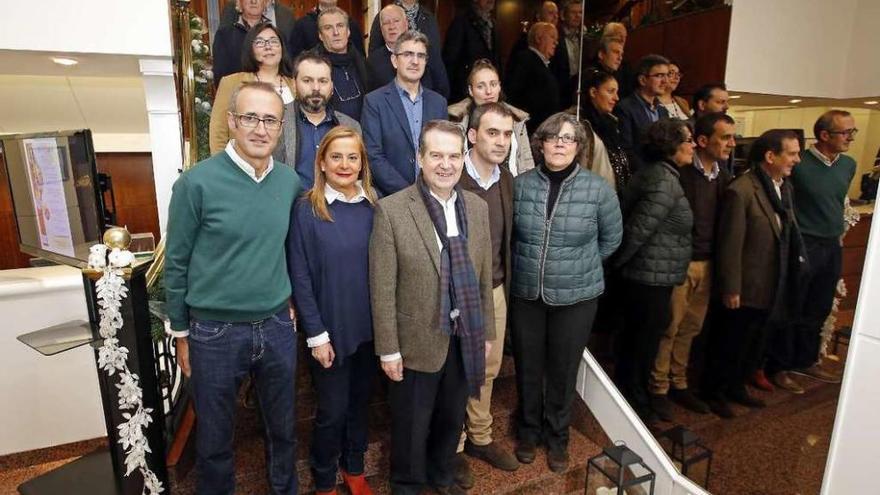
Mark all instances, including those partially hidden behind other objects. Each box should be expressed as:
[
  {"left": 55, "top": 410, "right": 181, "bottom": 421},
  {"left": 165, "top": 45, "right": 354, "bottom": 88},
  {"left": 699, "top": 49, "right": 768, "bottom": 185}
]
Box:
[
  {"left": 229, "top": 112, "right": 284, "bottom": 131},
  {"left": 395, "top": 51, "right": 428, "bottom": 61},
  {"left": 253, "top": 37, "right": 281, "bottom": 49},
  {"left": 646, "top": 72, "right": 669, "bottom": 80},
  {"left": 543, "top": 134, "right": 578, "bottom": 144},
  {"left": 828, "top": 128, "right": 859, "bottom": 137},
  {"left": 668, "top": 71, "right": 683, "bottom": 79}
]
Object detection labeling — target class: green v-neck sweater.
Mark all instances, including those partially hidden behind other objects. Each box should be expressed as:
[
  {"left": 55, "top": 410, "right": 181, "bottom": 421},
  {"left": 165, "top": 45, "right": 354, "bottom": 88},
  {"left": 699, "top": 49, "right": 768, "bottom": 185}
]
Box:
[
  {"left": 164, "top": 152, "right": 302, "bottom": 331},
  {"left": 791, "top": 150, "right": 856, "bottom": 238}
]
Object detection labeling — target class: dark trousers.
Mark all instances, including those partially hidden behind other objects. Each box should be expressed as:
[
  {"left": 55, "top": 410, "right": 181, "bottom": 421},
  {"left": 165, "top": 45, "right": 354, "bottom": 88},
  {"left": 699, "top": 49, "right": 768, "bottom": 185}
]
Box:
[
  {"left": 792, "top": 236, "right": 842, "bottom": 368},
  {"left": 310, "top": 342, "right": 376, "bottom": 491},
  {"left": 388, "top": 337, "right": 469, "bottom": 495},
  {"left": 189, "top": 309, "right": 297, "bottom": 495},
  {"left": 509, "top": 297, "right": 598, "bottom": 451},
  {"left": 702, "top": 306, "right": 768, "bottom": 398},
  {"left": 613, "top": 281, "right": 673, "bottom": 415}
]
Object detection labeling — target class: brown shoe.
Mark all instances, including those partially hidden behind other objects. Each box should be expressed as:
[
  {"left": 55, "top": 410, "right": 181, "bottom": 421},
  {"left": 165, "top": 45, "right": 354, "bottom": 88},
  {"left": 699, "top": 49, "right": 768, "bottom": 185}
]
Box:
[
  {"left": 791, "top": 365, "right": 841, "bottom": 384},
  {"left": 514, "top": 441, "right": 537, "bottom": 464},
  {"left": 547, "top": 447, "right": 569, "bottom": 473},
  {"left": 771, "top": 371, "right": 805, "bottom": 394},
  {"left": 452, "top": 453, "right": 474, "bottom": 489},
  {"left": 464, "top": 440, "right": 520, "bottom": 471}
]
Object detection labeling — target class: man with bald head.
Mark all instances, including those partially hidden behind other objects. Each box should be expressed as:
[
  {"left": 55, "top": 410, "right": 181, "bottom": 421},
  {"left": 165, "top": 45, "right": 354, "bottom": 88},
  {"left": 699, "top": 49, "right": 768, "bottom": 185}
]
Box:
[
  {"left": 366, "top": 4, "right": 449, "bottom": 96},
  {"left": 508, "top": 1, "right": 571, "bottom": 106},
  {"left": 368, "top": 1, "right": 446, "bottom": 92},
  {"left": 505, "top": 22, "right": 560, "bottom": 133}
]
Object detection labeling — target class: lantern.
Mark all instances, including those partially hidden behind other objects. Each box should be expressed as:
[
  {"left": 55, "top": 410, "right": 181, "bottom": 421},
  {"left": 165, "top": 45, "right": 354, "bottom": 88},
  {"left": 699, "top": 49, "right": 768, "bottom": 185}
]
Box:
[
  {"left": 657, "top": 425, "right": 713, "bottom": 488},
  {"left": 586, "top": 442, "right": 655, "bottom": 494}
]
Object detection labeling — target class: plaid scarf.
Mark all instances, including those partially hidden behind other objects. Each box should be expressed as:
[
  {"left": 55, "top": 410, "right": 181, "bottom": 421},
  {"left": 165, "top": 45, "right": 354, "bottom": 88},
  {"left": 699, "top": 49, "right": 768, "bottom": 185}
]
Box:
[
  {"left": 417, "top": 177, "right": 487, "bottom": 398},
  {"left": 397, "top": 0, "right": 420, "bottom": 31}
]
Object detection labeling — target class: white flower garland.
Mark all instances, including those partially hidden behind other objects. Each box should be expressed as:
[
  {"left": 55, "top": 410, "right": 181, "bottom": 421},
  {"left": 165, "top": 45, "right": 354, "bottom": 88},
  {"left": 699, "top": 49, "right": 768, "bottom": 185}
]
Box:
[
  {"left": 89, "top": 244, "right": 164, "bottom": 494},
  {"left": 820, "top": 198, "right": 860, "bottom": 358}
]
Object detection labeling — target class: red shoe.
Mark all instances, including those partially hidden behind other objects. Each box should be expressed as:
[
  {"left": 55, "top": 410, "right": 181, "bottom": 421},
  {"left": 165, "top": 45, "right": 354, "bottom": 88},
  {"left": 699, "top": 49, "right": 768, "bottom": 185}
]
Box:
[
  {"left": 342, "top": 471, "right": 374, "bottom": 495},
  {"left": 315, "top": 489, "right": 337, "bottom": 495},
  {"left": 751, "top": 370, "right": 775, "bottom": 392}
]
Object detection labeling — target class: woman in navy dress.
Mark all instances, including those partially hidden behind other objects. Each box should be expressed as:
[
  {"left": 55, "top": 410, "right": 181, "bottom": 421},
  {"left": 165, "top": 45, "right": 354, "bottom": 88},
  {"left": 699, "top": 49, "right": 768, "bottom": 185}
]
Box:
[{"left": 288, "top": 126, "right": 379, "bottom": 495}]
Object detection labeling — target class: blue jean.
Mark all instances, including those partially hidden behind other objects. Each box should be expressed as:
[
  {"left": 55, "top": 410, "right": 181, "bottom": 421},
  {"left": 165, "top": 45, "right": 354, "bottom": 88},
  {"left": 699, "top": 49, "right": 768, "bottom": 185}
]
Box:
[
  {"left": 189, "top": 308, "right": 298, "bottom": 495},
  {"left": 309, "top": 341, "right": 376, "bottom": 491}
]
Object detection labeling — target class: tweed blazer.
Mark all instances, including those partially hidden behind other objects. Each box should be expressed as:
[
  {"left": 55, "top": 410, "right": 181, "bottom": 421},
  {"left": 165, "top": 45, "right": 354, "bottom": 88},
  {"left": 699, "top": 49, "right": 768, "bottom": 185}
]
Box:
[
  {"left": 716, "top": 170, "right": 787, "bottom": 310},
  {"left": 369, "top": 185, "right": 496, "bottom": 373}
]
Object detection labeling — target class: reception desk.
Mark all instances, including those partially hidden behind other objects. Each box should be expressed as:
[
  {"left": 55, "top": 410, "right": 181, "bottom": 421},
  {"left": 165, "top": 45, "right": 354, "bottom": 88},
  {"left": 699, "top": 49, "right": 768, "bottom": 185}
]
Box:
[{"left": 0, "top": 266, "right": 106, "bottom": 456}]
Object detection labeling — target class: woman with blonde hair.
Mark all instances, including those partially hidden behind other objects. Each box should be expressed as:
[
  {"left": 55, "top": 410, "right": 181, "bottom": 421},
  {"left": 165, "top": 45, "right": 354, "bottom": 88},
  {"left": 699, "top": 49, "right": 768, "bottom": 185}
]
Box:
[{"left": 288, "top": 126, "right": 378, "bottom": 495}]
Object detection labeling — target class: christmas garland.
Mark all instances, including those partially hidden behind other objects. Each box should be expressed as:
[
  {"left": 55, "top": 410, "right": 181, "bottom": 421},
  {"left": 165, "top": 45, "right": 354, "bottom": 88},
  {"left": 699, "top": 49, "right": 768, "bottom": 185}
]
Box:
[{"left": 88, "top": 243, "right": 164, "bottom": 494}]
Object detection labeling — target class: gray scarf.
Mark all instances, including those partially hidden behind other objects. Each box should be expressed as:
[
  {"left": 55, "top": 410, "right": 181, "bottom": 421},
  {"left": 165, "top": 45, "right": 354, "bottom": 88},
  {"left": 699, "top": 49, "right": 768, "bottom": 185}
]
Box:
[{"left": 397, "top": 0, "right": 420, "bottom": 30}]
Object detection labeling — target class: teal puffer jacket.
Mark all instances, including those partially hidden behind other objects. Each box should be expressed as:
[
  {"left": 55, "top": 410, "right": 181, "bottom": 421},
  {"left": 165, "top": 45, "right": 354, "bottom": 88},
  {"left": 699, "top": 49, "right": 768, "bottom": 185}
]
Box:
[
  {"left": 511, "top": 165, "right": 623, "bottom": 305},
  {"left": 613, "top": 160, "right": 693, "bottom": 286}
]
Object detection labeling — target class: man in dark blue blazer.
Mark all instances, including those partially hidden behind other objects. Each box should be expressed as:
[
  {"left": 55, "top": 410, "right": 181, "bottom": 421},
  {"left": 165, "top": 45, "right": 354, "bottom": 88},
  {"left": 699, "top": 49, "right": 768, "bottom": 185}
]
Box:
[
  {"left": 362, "top": 30, "right": 448, "bottom": 196},
  {"left": 614, "top": 54, "right": 671, "bottom": 171}
]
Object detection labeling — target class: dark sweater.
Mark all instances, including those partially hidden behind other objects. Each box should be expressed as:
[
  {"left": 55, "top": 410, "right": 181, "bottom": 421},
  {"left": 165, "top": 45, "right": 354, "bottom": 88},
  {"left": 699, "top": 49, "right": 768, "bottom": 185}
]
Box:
[
  {"left": 678, "top": 161, "right": 730, "bottom": 260},
  {"left": 505, "top": 49, "right": 560, "bottom": 135},
  {"left": 165, "top": 152, "right": 301, "bottom": 330},
  {"left": 288, "top": 197, "right": 374, "bottom": 363},
  {"left": 459, "top": 172, "right": 505, "bottom": 287},
  {"left": 211, "top": 23, "right": 248, "bottom": 89},
  {"left": 543, "top": 161, "right": 578, "bottom": 219},
  {"left": 791, "top": 150, "right": 856, "bottom": 238}
]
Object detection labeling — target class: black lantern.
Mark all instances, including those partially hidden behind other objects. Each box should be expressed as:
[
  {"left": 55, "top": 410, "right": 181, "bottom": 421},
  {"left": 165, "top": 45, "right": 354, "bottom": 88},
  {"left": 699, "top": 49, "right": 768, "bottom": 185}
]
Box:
[
  {"left": 586, "top": 442, "right": 655, "bottom": 494},
  {"left": 657, "top": 425, "right": 713, "bottom": 488}
]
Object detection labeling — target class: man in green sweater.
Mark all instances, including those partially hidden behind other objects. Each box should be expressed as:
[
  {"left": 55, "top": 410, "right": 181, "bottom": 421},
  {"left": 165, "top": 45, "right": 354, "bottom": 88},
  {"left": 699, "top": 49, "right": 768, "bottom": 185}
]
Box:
[
  {"left": 164, "top": 82, "right": 302, "bottom": 494},
  {"left": 769, "top": 110, "right": 856, "bottom": 387}
]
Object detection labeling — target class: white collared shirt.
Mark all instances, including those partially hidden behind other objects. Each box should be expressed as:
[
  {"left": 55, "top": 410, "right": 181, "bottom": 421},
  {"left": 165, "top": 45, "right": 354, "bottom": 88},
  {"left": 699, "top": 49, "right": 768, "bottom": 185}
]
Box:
[
  {"left": 808, "top": 145, "right": 840, "bottom": 167},
  {"left": 380, "top": 188, "right": 459, "bottom": 363},
  {"left": 464, "top": 150, "right": 501, "bottom": 190},
  {"left": 693, "top": 153, "right": 720, "bottom": 181},
  {"left": 324, "top": 181, "right": 368, "bottom": 204},
  {"left": 225, "top": 141, "right": 274, "bottom": 182}
]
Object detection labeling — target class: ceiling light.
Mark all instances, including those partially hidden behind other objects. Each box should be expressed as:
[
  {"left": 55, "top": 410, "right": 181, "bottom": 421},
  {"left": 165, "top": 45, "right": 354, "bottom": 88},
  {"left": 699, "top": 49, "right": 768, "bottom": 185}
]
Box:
[
  {"left": 865, "top": 100, "right": 879, "bottom": 105},
  {"left": 729, "top": 95, "right": 742, "bottom": 99},
  {"left": 51, "top": 57, "right": 78, "bottom": 66},
  {"left": 789, "top": 99, "right": 802, "bottom": 104}
]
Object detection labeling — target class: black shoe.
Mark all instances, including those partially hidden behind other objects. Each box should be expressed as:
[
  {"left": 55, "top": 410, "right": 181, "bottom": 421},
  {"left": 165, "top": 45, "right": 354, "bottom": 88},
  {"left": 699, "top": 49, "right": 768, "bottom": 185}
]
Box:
[
  {"left": 547, "top": 447, "right": 569, "bottom": 473},
  {"left": 705, "top": 397, "right": 735, "bottom": 418},
  {"left": 728, "top": 389, "right": 766, "bottom": 408},
  {"left": 452, "top": 453, "right": 474, "bottom": 489},
  {"left": 432, "top": 483, "right": 468, "bottom": 495},
  {"left": 650, "top": 394, "right": 675, "bottom": 422},
  {"left": 514, "top": 441, "right": 536, "bottom": 464},
  {"left": 464, "top": 440, "right": 520, "bottom": 471},
  {"left": 669, "top": 388, "right": 710, "bottom": 414}
]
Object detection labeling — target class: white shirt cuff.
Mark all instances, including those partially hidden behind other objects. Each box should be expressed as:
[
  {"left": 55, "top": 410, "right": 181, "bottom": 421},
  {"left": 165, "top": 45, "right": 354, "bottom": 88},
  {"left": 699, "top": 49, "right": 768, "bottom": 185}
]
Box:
[
  {"left": 166, "top": 320, "right": 189, "bottom": 338},
  {"left": 380, "top": 352, "right": 402, "bottom": 362},
  {"left": 306, "top": 331, "right": 330, "bottom": 348}
]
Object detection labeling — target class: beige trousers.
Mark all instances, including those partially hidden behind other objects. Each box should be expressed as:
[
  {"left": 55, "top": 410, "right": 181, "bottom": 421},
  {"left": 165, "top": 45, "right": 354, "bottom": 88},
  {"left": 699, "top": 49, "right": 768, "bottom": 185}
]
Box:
[
  {"left": 650, "top": 260, "right": 712, "bottom": 394},
  {"left": 458, "top": 285, "right": 507, "bottom": 450}
]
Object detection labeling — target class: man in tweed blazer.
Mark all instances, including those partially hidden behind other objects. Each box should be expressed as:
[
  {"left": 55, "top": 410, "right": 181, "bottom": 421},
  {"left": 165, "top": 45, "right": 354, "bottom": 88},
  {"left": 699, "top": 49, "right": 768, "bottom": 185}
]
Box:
[{"left": 370, "top": 120, "right": 495, "bottom": 495}]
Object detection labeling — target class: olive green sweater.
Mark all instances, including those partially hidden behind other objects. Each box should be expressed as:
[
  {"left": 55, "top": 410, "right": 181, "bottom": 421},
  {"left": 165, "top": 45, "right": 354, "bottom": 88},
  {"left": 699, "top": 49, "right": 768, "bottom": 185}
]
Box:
[{"left": 164, "top": 151, "right": 301, "bottom": 331}]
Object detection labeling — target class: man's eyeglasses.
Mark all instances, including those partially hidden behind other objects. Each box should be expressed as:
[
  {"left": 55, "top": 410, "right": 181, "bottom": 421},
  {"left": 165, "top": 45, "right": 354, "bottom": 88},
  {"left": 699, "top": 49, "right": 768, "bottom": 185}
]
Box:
[
  {"left": 395, "top": 51, "right": 428, "bottom": 61},
  {"left": 543, "top": 134, "right": 578, "bottom": 144},
  {"left": 253, "top": 37, "right": 281, "bottom": 49},
  {"left": 645, "top": 72, "right": 669, "bottom": 80},
  {"left": 229, "top": 112, "right": 284, "bottom": 131},
  {"left": 828, "top": 128, "right": 859, "bottom": 137}
]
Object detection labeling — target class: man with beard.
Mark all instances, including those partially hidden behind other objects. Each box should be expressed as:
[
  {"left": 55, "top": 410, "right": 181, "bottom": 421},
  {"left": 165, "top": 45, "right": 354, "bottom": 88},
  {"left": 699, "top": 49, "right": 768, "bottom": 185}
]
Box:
[
  {"left": 362, "top": 30, "right": 447, "bottom": 196},
  {"left": 276, "top": 51, "right": 362, "bottom": 189}
]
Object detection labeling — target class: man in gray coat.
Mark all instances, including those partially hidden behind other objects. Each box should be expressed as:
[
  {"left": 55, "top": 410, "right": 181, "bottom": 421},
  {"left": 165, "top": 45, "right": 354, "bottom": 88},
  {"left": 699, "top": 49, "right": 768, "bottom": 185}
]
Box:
[
  {"left": 370, "top": 119, "right": 495, "bottom": 495},
  {"left": 275, "top": 51, "right": 361, "bottom": 189}
]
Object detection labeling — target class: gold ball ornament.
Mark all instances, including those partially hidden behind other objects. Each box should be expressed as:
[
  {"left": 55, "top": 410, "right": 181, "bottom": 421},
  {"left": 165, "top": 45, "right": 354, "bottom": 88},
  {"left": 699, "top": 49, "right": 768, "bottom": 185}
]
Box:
[{"left": 103, "top": 227, "right": 132, "bottom": 250}]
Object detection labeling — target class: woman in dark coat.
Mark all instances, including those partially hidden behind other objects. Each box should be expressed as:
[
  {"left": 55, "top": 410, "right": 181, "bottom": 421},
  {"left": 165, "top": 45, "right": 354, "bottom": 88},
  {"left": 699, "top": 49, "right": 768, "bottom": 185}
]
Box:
[{"left": 611, "top": 119, "right": 695, "bottom": 423}]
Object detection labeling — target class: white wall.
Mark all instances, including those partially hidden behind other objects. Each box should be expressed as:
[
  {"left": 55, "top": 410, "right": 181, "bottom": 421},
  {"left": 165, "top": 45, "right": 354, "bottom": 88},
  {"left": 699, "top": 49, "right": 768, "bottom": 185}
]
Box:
[
  {"left": 0, "top": 0, "right": 172, "bottom": 57},
  {"left": 726, "top": 0, "right": 879, "bottom": 98}
]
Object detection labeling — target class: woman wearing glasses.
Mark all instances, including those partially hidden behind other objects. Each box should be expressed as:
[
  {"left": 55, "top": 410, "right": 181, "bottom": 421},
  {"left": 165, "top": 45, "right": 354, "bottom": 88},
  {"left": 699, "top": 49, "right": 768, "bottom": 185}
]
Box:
[
  {"left": 610, "top": 119, "right": 694, "bottom": 423},
  {"left": 658, "top": 61, "right": 690, "bottom": 120},
  {"left": 288, "top": 126, "right": 379, "bottom": 495},
  {"left": 448, "top": 59, "right": 535, "bottom": 175},
  {"left": 210, "top": 22, "right": 295, "bottom": 155},
  {"left": 509, "top": 112, "right": 622, "bottom": 472}
]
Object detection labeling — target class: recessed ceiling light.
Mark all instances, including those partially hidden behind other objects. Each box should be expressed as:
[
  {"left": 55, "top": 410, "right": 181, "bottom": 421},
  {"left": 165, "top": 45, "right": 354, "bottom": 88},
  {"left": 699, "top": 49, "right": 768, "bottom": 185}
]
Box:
[
  {"left": 789, "top": 99, "right": 802, "bottom": 104},
  {"left": 865, "top": 100, "right": 879, "bottom": 105},
  {"left": 51, "top": 57, "right": 78, "bottom": 66},
  {"left": 729, "top": 95, "right": 742, "bottom": 99}
]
